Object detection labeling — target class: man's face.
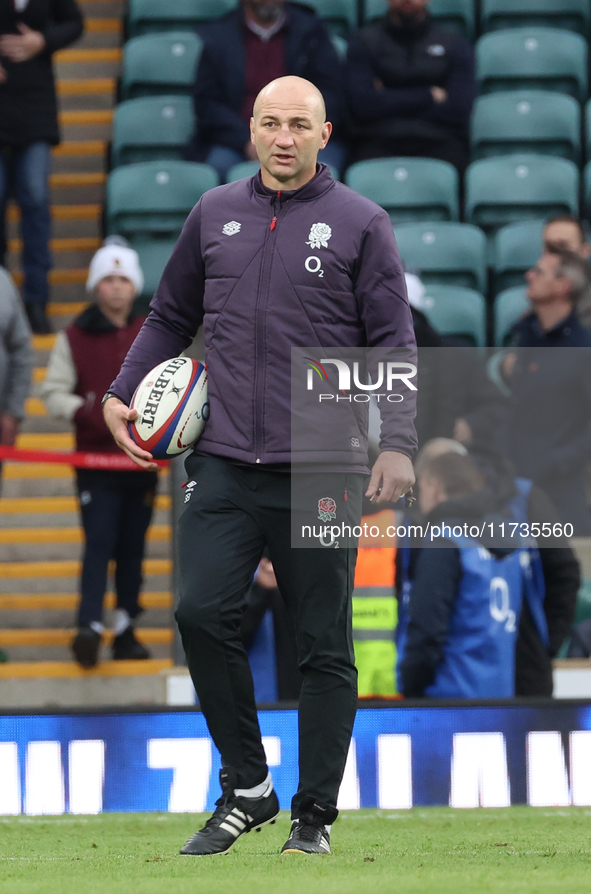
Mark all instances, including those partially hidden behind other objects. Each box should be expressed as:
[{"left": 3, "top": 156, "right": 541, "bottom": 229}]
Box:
[
  {"left": 525, "top": 253, "right": 568, "bottom": 305},
  {"left": 251, "top": 85, "right": 331, "bottom": 190},
  {"left": 242, "top": 0, "right": 284, "bottom": 24},
  {"left": 388, "top": 0, "right": 430, "bottom": 19},
  {"left": 543, "top": 220, "right": 591, "bottom": 259}
]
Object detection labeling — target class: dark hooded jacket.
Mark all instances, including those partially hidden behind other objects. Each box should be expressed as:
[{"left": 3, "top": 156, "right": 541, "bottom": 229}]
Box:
[{"left": 0, "top": 0, "right": 83, "bottom": 146}]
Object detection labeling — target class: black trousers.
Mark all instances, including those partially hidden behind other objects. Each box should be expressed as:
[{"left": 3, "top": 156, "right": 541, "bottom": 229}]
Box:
[
  {"left": 175, "top": 454, "right": 364, "bottom": 817},
  {"left": 75, "top": 469, "right": 157, "bottom": 627}
]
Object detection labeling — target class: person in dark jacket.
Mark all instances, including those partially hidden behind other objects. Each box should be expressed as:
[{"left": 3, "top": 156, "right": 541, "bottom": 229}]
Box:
[
  {"left": 345, "top": 0, "right": 474, "bottom": 170},
  {"left": 42, "top": 240, "right": 156, "bottom": 669},
  {"left": 397, "top": 452, "right": 534, "bottom": 699},
  {"left": 0, "top": 0, "right": 83, "bottom": 334},
  {"left": 501, "top": 250, "right": 591, "bottom": 535},
  {"left": 104, "top": 76, "right": 416, "bottom": 857},
  {"left": 188, "top": 0, "right": 345, "bottom": 180},
  {"left": 409, "top": 438, "right": 580, "bottom": 697}
]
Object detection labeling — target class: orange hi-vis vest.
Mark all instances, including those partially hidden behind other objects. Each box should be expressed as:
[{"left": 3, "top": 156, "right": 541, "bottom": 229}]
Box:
[{"left": 352, "top": 509, "right": 399, "bottom": 698}]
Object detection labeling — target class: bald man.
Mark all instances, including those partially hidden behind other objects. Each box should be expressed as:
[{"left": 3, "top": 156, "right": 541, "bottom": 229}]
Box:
[{"left": 103, "top": 77, "right": 417, "bottom": 857}]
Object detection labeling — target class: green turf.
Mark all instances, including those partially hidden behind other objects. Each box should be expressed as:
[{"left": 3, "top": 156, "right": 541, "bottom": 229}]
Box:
[{"left": 1, "top": 808, "right": 591, "bottom": 894}]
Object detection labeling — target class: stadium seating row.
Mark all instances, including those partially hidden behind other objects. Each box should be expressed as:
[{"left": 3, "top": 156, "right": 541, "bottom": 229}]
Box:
[
  {"left": 112, "top": 91, "right": 591, "bottom": 168},
  {"left": 120, "top": 28, "right": 590, "bottom": 103},
  {"left": 105, "top": 159, "right": 541, "bottom": 344},
  {"left": 126, "top": 0, "right": 591, "bottom": 40}
]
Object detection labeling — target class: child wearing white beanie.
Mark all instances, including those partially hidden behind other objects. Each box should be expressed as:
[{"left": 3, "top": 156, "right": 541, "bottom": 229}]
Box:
[{"left": 41, "top": 236, "right": 155, "bottom": 669}]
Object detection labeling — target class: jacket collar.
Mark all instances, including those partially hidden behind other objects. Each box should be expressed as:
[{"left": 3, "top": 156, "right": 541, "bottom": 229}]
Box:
[{"left": 252, "top": 163, "right": 335, "bottom": 203}]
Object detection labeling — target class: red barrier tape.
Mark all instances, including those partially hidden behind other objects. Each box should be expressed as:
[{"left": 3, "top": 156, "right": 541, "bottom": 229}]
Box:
[{"left": 0, "top": 446, "right": 168, "bottom": 471}]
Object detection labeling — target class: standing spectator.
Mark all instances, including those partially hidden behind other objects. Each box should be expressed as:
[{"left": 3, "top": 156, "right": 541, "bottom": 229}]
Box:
[
  {"left": 397, "top": 452, "right": 530, "bottom": 699},
  {"left": 345, "top": 0, "right": 474, "bottom": 171},
  {"left": 542, "top": 218, "right": 591, "bottom": 328},
  {"left": 187, "top": 0, "right": 345, "bottom": 181},
  {"left": 41, "top": 240, "right": 156, "bottom": 669},
  {"left": 0, "top": 264, "right": 33, "bottom": 492},
  {"left": 502, "top": 250, "right": 591, "bottom": 535},
  {"left": 0, "top": 0, "right": 84, "bottom": 334}
]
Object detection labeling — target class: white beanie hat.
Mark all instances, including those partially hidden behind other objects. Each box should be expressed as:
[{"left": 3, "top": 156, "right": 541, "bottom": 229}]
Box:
[
  {"left": 404, "top": 271, "right": 426, "bottom": 311},
  {"left": 86, "top": 239, "right": 144, "bottom": 295}
]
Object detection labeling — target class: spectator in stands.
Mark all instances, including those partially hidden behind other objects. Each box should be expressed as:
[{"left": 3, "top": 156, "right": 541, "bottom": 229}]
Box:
[
  {"left": 542, "top": 217, "right": 591, "bottom": 329},
  {"left": 187, "top": 0, "right": 344, "bottom": 180},
  {"left": 501, "top": 250, "right": 591, "bottom": 535},
  {"left": 0, "top": 0, "right": 84, "bottom": 335},
  {"left": 345, "top": 0, "right": 474, "bottom": 171},
  {"left": 0, "top": 265, "right": 33, "bottom": 494},
  {"left": 41, "top": 240, "right": 156, "bottom": 669},
  {"left": 543, "top": 215, "right": 591, "bottom": 260},
  {"left": 397, "top": 452, "right": 530, "bottom": 698}
]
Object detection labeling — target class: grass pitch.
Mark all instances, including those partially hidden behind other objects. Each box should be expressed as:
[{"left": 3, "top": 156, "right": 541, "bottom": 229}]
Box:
[{"left": 1, "top": 807, "right": 590, "bottom": 894}]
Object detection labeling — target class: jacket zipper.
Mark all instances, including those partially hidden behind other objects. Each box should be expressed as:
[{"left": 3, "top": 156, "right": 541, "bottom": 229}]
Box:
[{"left": 254, "top": 190, "right": 282, "bottom": 462}]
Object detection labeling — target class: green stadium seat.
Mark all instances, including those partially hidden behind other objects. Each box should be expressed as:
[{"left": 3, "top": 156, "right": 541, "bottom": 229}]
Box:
[
  {"left": 306, "top": 0, "right": 358, "bottom": 37},
  {"left": 362, "top": 0, "right": 475, "bottom": 38},
  {"left": 394, "top": 222, "right": 486, "bottom": 292},
  {"left": 481, "top": 0, "right": 590, "bottom": 36},
  {"left": 106, "top": 160, "right": 218, "bottom": 236},
  {"left": 121, "top": 33, "right": 202, "bottom": 101},
  {"left": 331, "top": 34, "right": 348, "bottom": 61},
  {"left": 465, "top": 155, "right": 579, "bottom": 231},
  {"left": 476, "top": 28, "right": 588, "bottom": 101},
  {"left": 471, "top": 91, "right": 581, "bottom": 163},
  {"left": 128, "top": 0, "right": 238, "bottom": 37},
  {"left": 112, "top": 96, "right": 195, "bottom": 167},
  {"left": 575, "top": 580, "right": 591, "bottom": 624},
  {"left": 582, "top": 163, "right": 591, "bottom": 217},
  {"left": 420, "top": 285, "right": 487, "bottom": 347},
  {"left": 584, "top": 101, "right": 591, "bottom": 164},
  {"left": 345, "top": 158, "right": 459, "bottom": 224},
  {"left": 131, "top": 235, "right": 180, "bottom": 307},
  {"left": 493, "top": 220, "right": 544, "bottom": 293},
  {"left": 493, "top": 287, "right": 530, "bottom": 346}
]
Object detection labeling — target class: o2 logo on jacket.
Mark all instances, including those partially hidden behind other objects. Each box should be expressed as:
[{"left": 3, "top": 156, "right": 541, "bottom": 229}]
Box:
[
  {"left": 305, "top": 222, "right": 331, "bottom": 278},
  {"left": 489, "top": 577, "right": 516, "bottom": 632}
]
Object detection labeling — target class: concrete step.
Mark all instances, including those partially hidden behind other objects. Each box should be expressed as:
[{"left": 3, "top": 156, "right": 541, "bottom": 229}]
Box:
[
  {"left": 0, "top": 628, "right": 172, "bottom": 646},
  {"left": 0, "top": 658, "right": 172, "bottom": 679},
  {"left": 0, "top": 591, "right": 171, "bottom": 611},
  {"left": 2, "top": 642, "right": 171, "bottom": 662},
  {"left": 59, "top": 109, "right": 113, "bottom": 142},
  {"left": 55, "top": 60, "right": 121, "bottom": 80},
  {"left": 78, "top": 0, "right": 126, "bottom": 17},
  {"left": 58, "top": 92, "right": 115, "bottom": 112},
  {"left": 0, "top": 537, "right": 170, "bottom": 563},
  {"left": 0, "top": 559, "right": 171, "bottom": 594},
  {"left": 73, "top": 19, "right": 122, "bottom": 49},
  {"left": 1, "top": 461, "right": 170, "bottom": 499},
  {"left": 0, "top": 493, "right": 171, "bottom": 519},
  {"left": 7, "top": 203, "right": 102, "bottom": 240},
  {"left": 57, "top": 78, "right": 116, "bottom": 97}
]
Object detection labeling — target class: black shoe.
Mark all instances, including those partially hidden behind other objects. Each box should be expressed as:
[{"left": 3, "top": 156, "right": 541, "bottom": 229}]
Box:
[
  {"left": 24, "top": 303, "right": 51, "bottom": 335},
  {"left": 281, "top": 798, "right": 337, "bottom": 855},
  {"left": 112, "top": 626, "right": 151, "bottom": 660},
  {"left": 180, "top": 769, "right": 280, "bottom": 856},
  {"left": 72, "top": 627, "right": 101, "bottom": 669}
]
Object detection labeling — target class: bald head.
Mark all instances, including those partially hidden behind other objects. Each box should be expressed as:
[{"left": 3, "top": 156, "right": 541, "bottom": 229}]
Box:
[
  {"left": 253, "top": 76, "right": 326, "bottom": 124},
  {"left": 250, "top": 76, "right": 331, "bottom": 191}
]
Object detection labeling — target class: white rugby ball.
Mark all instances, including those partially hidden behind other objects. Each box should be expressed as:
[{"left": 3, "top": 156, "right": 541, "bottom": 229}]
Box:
[{"left": 129, "top": 357, "right": 209, "bottom": 458}]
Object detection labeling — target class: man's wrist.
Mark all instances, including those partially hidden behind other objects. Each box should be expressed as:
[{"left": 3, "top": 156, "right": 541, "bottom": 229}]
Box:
[{"left": 101, "top": 392, "right": 123, "bottom": 407}]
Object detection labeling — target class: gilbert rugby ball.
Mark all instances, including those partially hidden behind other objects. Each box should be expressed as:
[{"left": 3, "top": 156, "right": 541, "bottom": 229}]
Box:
[{"left": 129, "top": 357, "right": 209, "bottom": 458}]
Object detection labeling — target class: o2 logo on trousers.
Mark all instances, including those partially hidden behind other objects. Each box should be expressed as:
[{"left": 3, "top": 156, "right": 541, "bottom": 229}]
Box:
[{"left": 305, "top": 256, "right": 324, "bottom": 277}]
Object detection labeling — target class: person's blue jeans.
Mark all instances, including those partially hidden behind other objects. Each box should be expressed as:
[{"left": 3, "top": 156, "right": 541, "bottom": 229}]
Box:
[
  {"left": 0, "top": 142, "right": 52, "bottom": 306},
  {"left": 206, "top": 141, "right": 346, "bottom": 183}
]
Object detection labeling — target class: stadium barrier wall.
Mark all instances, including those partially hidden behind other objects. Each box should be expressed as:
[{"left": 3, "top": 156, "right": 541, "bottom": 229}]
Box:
[{"left": 2, "top": 701, "right": 591, "bottom": 815}]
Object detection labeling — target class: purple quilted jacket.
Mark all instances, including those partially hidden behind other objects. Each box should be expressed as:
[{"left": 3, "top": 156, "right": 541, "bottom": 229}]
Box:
[{"left": 110, "top": 165, "right": 417, "bottom": 465}]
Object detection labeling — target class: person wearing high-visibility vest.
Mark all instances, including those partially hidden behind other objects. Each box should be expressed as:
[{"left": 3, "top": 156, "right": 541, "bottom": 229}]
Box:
[{"left": 352, "top": 509, "right": 398, "bottom": 698}]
